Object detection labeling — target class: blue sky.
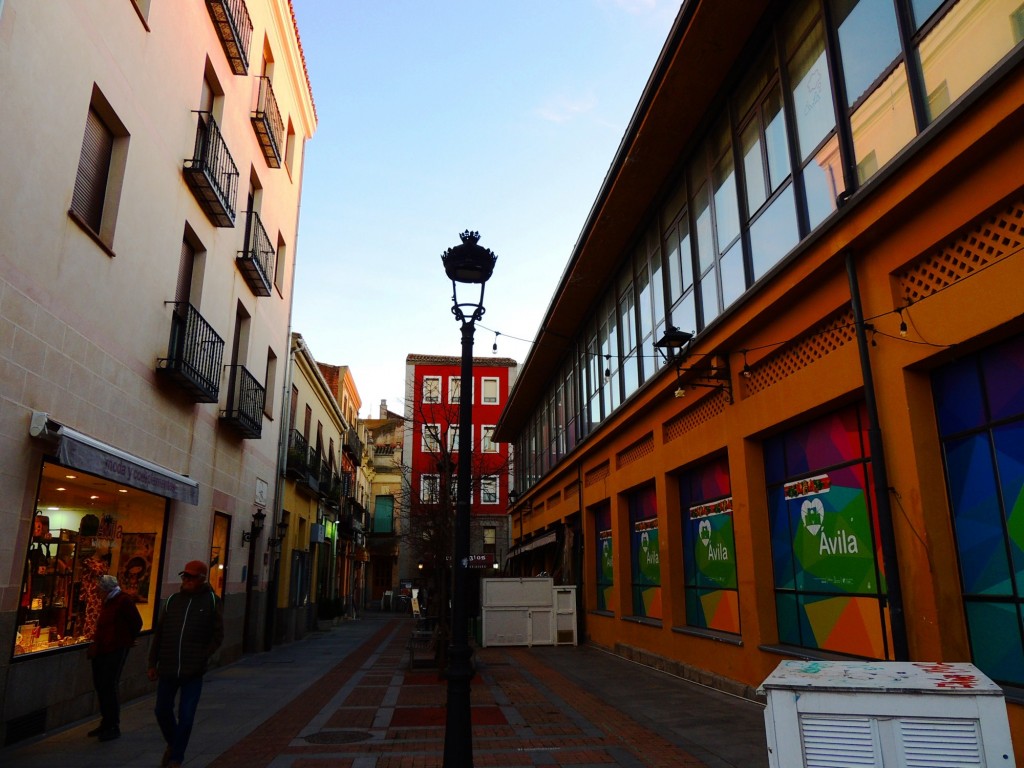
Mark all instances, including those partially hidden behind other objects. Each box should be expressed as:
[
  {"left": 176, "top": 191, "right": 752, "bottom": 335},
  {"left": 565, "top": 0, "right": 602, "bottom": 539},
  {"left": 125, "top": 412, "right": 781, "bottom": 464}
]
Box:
[{"left": 289, "top": 1, "right": 679, "bottom": 417}]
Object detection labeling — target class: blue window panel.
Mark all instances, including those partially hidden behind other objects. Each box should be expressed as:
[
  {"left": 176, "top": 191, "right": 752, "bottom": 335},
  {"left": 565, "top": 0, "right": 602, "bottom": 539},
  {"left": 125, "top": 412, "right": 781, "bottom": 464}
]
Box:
[
  {"left": 933, "top": 361, "right": 986, "bottom": 436},
  {"left": 945, "top": 434, "right": 1013, "bottom": 596},
  {"left": 769, "top": 486, "right": 797, "bottom": 589},
  {"left": 995, "top": 422, "right": 1024, "bottom": 586},
  {"left": 775, "top": 592, "right": 801, "bottom": 646},
  {"left": 965, "top": 600, "right": 1024, "bottom": 686},
  {"left": 982, "top": 335, "right": 1024, "bottom": 422}
]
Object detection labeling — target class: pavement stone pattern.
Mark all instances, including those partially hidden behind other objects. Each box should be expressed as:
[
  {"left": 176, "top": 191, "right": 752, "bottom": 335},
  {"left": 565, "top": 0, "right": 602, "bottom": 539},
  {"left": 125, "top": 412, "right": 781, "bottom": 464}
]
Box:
[{"left": 0, "top": 613, "right": 768, "bottom": 767}]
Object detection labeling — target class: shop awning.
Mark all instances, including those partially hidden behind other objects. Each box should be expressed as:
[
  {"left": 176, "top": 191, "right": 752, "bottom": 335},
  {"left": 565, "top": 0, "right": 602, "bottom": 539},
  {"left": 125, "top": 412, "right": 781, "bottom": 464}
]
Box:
[
  {"left": 506, "top": 530, "right": 558, "bottom": 560},
  {"left": 30, "top": 411, "right": 199, "bottom": 505}
]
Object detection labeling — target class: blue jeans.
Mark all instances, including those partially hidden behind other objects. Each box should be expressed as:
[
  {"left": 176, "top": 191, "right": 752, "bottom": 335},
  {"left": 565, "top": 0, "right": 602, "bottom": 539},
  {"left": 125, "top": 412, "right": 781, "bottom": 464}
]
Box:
[{"left": 155, "top": 675, "right": 203, "bottom": 764}]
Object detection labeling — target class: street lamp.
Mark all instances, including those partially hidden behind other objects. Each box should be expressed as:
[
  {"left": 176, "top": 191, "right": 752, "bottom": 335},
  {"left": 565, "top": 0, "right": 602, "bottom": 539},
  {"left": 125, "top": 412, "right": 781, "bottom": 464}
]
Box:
[{"left": 440, "top": 230, "right": 496, "bottom": 768}]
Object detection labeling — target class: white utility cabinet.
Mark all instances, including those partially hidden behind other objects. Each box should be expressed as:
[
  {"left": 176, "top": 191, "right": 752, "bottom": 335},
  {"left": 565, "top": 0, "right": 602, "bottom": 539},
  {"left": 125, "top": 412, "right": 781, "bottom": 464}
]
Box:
[
  {"left": 759, "top": 660, "right": 1015, "bottom": 767},
  {"left": 480, "top": 578, "right": 576, "bottom": 647}
]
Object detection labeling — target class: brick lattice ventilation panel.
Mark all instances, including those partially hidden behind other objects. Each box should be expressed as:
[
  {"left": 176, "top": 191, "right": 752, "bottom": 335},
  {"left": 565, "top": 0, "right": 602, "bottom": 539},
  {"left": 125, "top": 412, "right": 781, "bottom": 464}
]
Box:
[
  {"left": 744, "top": 309, "right": 856, "bottom": 396},
  {"left": 546, "top": 492, "right": 562, "bottom": 511},
  {"left": 585, "top": 462, "right": 610, "bottom": 488},
  {"left": 663, "top": 392, "right": 727, "bottom": 443},
  {"left": 896, "top": 198, "right": 1024, "bottom": 304},
  {"left": 616, "top": 434, "right": 655, "bottom": 470}
]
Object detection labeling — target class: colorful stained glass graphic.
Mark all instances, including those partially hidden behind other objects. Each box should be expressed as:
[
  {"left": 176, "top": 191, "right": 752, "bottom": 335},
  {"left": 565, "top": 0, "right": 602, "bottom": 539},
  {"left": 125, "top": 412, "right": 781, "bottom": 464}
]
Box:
[
  {"left": 595, "top": 505, "right": 614, "bottom": 612},
  {"left": 935, "top": 333, "right": 1024, "bottom": 685},
  {"left": 765, "top": 403, "right": 890, "bottom": 658},
  {"left": 681, "top": 456, "right": 739, "bottom": 633},
  {"left": 629, "top": 486, "right": 660, "bottom": 619}
]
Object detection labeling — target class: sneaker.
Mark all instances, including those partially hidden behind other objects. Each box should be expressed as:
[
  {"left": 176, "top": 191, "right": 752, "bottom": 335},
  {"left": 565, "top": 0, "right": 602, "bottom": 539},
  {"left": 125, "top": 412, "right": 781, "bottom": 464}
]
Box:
[
  {"left": 98, "top": 727, "right": 120, "bottom": 741},
  {"left": 86, "top": 724, "right": 105, "bottom": 737}
]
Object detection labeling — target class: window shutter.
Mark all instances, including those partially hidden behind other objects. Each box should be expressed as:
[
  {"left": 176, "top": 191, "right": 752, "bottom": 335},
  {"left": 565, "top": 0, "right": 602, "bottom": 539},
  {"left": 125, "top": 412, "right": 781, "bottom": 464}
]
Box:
[{"left": 70, "top": 108, "right": 113, "bottom": 232}]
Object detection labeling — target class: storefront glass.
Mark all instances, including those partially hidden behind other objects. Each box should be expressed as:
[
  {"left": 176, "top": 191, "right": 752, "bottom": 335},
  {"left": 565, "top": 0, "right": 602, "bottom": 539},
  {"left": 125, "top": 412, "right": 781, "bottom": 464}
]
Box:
[
  {"left": 15, "top": 460, "right": 166, "bottom": 657},
  {"left": 595, "top": 504, "right": 614, "bottom": 613},
  {"left": 629, "top": 486, "right": 661, "bottom": 619}
]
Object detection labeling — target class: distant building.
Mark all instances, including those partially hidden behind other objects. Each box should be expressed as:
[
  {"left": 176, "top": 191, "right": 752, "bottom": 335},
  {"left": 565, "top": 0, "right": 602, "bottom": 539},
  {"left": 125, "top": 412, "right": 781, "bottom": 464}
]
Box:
[
  {"left": 403, "top": 354, "right": 518, "bottom": 598},
  {"left": 495, "top": 0, "right": 1024, "bottom": 756},
  {"left": 0, "top": 0, "right": 314, "bottom": 742},
  {"left": 361, "top": 400, "right": 406, "bottom": 607}
]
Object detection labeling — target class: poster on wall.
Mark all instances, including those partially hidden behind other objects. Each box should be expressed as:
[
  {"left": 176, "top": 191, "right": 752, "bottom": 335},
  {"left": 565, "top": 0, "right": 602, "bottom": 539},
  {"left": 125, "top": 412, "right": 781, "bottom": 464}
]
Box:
[
  {"left": 630, "top": 487, "right": 661, "bottom": 619},
  {"left": 118, "top": 532, "right": 155, "bottom": 603}
]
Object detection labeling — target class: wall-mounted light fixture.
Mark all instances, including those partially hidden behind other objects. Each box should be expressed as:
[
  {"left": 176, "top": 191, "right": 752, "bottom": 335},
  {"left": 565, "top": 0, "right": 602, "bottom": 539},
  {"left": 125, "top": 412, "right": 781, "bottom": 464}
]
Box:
[
  {"left": 266, "top": 519, "right": 289, "bottom": 548},
  {"left": 655, "top": 327, "right": 733, "bottom": 404},
  {"left": 241, "top": 509, "right": 266, "bottom": 547}
]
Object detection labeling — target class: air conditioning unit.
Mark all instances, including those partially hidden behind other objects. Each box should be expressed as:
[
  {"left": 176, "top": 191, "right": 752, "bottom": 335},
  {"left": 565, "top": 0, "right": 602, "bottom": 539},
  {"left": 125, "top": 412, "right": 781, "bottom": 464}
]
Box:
[{"left": 759, "top": 661, "right": 1016, "bottom": 767}]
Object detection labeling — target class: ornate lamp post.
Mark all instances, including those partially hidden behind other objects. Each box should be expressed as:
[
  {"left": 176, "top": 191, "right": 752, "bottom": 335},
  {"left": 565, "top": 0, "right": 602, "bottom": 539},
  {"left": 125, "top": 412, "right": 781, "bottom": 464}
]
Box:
[{"left": 440, "top": 230, "right": 496, "bottom": 767}]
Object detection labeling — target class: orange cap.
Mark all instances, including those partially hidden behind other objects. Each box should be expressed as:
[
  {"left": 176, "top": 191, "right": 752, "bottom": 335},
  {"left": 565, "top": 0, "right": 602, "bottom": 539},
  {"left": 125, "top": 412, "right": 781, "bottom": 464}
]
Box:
[{"left": 179, "top": 560, "right": 208, "bottom": 577}]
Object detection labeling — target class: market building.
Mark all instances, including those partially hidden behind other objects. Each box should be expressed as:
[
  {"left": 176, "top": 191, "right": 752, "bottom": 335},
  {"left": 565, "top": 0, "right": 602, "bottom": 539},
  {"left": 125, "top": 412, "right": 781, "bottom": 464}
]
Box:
[
  {"left": 495, "top": 0, "right": 1024, "bottom": 755},
  {"left": 0, "top": 0, "right": 315, "bottom": 742}
]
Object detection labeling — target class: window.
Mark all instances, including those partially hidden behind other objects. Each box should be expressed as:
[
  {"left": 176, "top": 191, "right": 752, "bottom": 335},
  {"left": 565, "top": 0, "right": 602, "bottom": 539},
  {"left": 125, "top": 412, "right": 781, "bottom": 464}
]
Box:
[
  {"left": 481, "top": 476, "right": 499, "bottom": 504},
  {"left": 69, "top": 89, "right": 129, "bottom": 250},
  {"left": 373, "top": 495, "right": 394, "bottom": 533},
  {"left": 483, "top": 526, "right": 497, "bottom": 554},
  {"left": 274, "top": 236, "right": 287, "bottom": 294},
  {"left": 481, "top": 377, "right": 500, "bottom": 405},
  {"left": 420, "top": 474, "right": 440, "bottom": 503},
  {"left": 595, "top": 504, "right": 614, "bottom": 613},
  {"left": 449, "top": 376, "right": 462, "bottom": 403},
  {"left": 263, "top": 348, "right": 277, "bottom": 417},
  {"left": 447, "top": 423, "right": 461, "bottom": 452},
  {"left": 210, "top": 512, "right": 230, "bottom": 598},
  {"left": 934, "top": 334, "right": 1024, "bottom": 686},
  {"left": 766, "top": 404, "right": 891, "bottom": 659},
  {"left": 422, "top": 376, "right": 441, "bottom": 404},
  {"left": 421, "top": 424, "right": 440, "bottom": 453},
  {"left": 680, "top": 457, "right": 739, "bottom": 634},
  {"left": 481, "top": 425, "right": 498, "bottom": 453},
  {"left": 629, "top": 486, "right": 660, "bottom": 620}
]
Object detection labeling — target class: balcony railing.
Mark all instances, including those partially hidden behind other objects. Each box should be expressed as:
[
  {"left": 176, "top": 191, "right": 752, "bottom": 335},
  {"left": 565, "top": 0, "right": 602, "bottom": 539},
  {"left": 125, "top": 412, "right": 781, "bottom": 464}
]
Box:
[
  {"left": 184, "top": 113, "right": 239, "bottom": 227},
  {"left": 156, "top": 303, "right": 225, "bottom": 402},
  {"left": 220, "top": 365, "right": 264, "bottom": 438},
  {"left": 205, "top": 0, "right": 252, "bottom": 75},
  {"left": 251, "top": 76, "right": 284, "bottom": 168},
  {"left": 238, "top": 209, "right": 274, "bottom": 296},
  {"left": 342, "top": 427, "right": 363, "bottom": 462}
]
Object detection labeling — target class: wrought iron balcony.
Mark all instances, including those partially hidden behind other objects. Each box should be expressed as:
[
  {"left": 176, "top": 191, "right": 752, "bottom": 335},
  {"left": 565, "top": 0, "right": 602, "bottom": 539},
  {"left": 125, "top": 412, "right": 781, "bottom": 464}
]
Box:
[
  {"left": 205, "top": 0, "right": 252, "bottom": 75},
  {"left": 238, "top": 209, "right": 274, "bottom": 296},
  {"left": 184, "top": 113, "right": 239, "bottom": 227},
  {"left": 342, "top": 427, "right": 363, "bottom": 462},
  {"left": 251, "top": 76, "right": 284, "bottom": 168},
  {"left": 220, "top": 365, "right": 264, "bottom": 438},
  {"left": 156, "top": 303, "right": 225, "bottom": 403}
]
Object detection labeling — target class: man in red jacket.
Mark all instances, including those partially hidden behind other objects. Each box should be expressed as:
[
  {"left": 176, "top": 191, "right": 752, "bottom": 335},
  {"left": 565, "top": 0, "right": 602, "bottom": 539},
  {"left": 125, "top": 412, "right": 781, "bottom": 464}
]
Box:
[
  {"left": 87, "top": 574, "right": 142, "bottom": 741},
  {"left": 147, "top": 559, "right": 223, "bottom": 768}
]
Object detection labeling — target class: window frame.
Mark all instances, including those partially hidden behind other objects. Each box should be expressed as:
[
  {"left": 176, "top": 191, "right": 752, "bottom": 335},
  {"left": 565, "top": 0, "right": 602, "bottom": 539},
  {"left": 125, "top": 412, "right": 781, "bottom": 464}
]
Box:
[
  {"left": 481, "top": 376, "right": 500, "bottom": 405},
  {"left": 422, "top": 376, "right": 441, "bottom": 404}
]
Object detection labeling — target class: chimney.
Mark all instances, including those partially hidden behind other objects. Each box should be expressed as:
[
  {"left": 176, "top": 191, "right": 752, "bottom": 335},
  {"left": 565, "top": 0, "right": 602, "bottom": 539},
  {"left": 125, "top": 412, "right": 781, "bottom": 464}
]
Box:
[{"left": 379, "top": 399, "right": 388, "bottom": 419}]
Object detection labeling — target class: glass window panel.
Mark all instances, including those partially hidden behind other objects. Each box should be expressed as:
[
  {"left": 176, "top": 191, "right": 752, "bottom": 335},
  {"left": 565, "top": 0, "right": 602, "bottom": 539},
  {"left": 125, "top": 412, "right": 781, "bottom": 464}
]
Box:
[
  {"left": 672, "top": 292, "right": 697, "bottom": 336},
  {"left": 713, "top": 146, "right": 741, "bottom": 250},
  {"left": 651, "top": 245, "right": 665, "bottom": 328},
  {"left": 741, "top": 120, "right": 768, "bottom": 214},
  {"left": 620, "top": 287, "right": 636, "bottom": 354},
  {"left": 832, "top": 0, "right": 902, "bottom": 106},
  {"left": 720, "top": 240, "right": 746, "bottom": 309},
  {"left": 786, "top": 16, "right": 836, "bottom": 161},
  {"left": 699, "top": 271, "right": 720, "bottom": 326},
  {"left": 751, "top": 185, "right": 800, "bottom": 280},
  {"left": 965, "top": 600, "right": 1024, "bottom": 686},
  {"left": 850, "top": 63, "right": 916, "bottom": 184},
  {"left": 918, "top": 0, "right": 1024, "bottom": 125},
  {"left": 693, "top": 184, "right": 714, "bottom": 273},
  {"left": 803, "top": 135, "right": 845, "bottom": 230},
  {"left": 911, "top": 0, "right": 944, "bottom": 28},
  {"left": 665, "top": 228, "right": 682, "bottom": 302},
  {"left": 764, "top": 85, "right": 790, "bottom": 190}
]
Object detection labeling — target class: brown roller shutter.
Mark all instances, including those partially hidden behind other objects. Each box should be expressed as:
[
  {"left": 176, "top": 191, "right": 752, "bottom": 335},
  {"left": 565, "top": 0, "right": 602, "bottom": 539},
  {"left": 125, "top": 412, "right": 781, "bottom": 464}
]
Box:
[{"left": 70, "top": 108, "right": 113, "bottom": 233}]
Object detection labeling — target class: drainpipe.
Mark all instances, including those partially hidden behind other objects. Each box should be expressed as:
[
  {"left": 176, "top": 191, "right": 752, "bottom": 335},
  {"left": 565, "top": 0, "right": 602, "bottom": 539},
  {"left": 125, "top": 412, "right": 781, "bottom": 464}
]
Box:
[{"left": 846, "top": 252, "right": 909, "bottom": 661}]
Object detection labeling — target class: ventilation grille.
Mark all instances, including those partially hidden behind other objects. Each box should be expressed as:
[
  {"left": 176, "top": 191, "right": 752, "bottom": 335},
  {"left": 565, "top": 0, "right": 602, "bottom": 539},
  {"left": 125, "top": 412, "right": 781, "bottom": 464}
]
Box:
[
  {"left": 663, "top": 391, "right": 727, "bottom": 443},
  {"left": 896, "top": 197, "right": 1024, "bottom": 304},
  {"left": 744, "top": 309, "right": 856, "bottom": 396},
  {"left": 4, "top": 708, "right": 47, "bottom": 746},
  {"left": 616, "top": 434, "right": 654, "bottom": 469},
  {"left": 584, "top": 462, "right": 610, "bottom": 487},
  {"left": 546, "top": 492, "right": 562, "bottom": 510},
  {"left": 800, "top": 715, "right": 879, "bottom": 766},
  {"left": 899, "top": 718, "right": 982, "bottom": 767}
]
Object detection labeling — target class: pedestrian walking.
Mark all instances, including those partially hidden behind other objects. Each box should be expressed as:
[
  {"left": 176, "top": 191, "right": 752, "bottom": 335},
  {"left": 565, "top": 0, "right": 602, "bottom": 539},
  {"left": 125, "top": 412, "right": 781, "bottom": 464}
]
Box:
[
  {"left": 147, "top": 560, "right": 223, "bottom": 768},
  {"left": 86, "top": 574, "right": 142, "bottom": 742}
]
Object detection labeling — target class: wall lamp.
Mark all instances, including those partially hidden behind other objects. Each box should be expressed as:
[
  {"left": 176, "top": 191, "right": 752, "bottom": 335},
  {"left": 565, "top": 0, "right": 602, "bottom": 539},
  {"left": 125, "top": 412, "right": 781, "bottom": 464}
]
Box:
[
  {"left": 266, "top": 520, "right": 289, "bottom": 548},
  {"left": 655, "top": 327, "right": 733, "bottom": 404},
  {"left": 241, "top": 509, "right": 266, "bottom": 547}
]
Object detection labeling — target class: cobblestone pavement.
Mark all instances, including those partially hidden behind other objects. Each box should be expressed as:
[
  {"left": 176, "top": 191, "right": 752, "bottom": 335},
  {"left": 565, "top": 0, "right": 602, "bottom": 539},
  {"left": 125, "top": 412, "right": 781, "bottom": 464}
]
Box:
[{"left": 0, "top": 614, "right": 768, "bottom": 767}]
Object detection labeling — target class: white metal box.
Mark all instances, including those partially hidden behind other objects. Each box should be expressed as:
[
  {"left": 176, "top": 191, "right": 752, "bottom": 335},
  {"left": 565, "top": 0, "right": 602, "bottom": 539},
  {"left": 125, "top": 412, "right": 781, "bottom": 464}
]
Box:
[{"left": 759, "top": 661, "right": 1015, "bottom": 767}]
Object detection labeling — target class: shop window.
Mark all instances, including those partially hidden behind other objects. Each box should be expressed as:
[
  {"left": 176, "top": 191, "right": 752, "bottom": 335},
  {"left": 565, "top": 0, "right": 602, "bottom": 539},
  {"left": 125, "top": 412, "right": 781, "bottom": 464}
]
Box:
[
  {"left": 629, "top": 485, "right": 661, "bottom": 620},
  {"left": 210, "top": 512, "right": 230, "bottom": 598},
  {"left": 934, "top": 333, "right": 1024, "bottom": 686},
  {"left": 680, "top": 456, "right": 739, "bottom": 634},
  {"left": 594, "top": 504, "right": 614, "bottom": 613},
  {"left": 765, "top": 403, "right": 892, "bottom": 659},
  {"left": 15, "top": 461, "right": 166, "bottom": 657}
]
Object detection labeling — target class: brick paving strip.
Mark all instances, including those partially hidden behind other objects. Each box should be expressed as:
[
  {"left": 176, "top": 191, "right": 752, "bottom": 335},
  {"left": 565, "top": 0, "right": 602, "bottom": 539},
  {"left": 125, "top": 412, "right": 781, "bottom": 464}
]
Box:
[{"left": 209, "top": 622, "right": 708, "bottom": 768}]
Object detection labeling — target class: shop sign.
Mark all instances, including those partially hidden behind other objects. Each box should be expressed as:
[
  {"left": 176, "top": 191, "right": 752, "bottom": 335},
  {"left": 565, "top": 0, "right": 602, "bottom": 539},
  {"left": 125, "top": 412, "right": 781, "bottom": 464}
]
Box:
[{"left": 467, "top": 554, "right": 494, "bottom": 568}]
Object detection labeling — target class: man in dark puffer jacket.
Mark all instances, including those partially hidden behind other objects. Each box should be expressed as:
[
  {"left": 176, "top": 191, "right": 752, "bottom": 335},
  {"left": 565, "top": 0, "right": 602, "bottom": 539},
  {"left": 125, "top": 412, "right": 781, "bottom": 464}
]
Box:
[{"left": 147, "top": 560, "right": 223, "bottom": 768}]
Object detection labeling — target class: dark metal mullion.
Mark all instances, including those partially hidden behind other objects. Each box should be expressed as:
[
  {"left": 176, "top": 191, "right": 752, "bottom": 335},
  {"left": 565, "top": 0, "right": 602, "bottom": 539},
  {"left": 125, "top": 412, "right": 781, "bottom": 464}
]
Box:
[
  {"left": 774, "top": 21, "right": 812, "bottom": 239},
  {"left": 893, "top": 0, "right": 930, "bottom": 133},
  {"left": 820, "top": 0, "right": 860, "bottom": 199}
]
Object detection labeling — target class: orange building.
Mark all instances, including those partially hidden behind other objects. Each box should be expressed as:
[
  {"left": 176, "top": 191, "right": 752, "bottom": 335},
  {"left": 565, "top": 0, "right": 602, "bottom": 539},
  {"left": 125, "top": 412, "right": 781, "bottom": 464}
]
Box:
[{"left": 496, "top": 0, "right": 1024, "bottom": 756}]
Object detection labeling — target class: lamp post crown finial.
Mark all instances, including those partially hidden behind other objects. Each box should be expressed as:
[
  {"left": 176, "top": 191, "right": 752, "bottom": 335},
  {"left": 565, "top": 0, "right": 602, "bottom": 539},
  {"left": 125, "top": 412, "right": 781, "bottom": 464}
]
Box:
[{"left": 459, "top": 230, "right": 480, "bottom": 245}]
